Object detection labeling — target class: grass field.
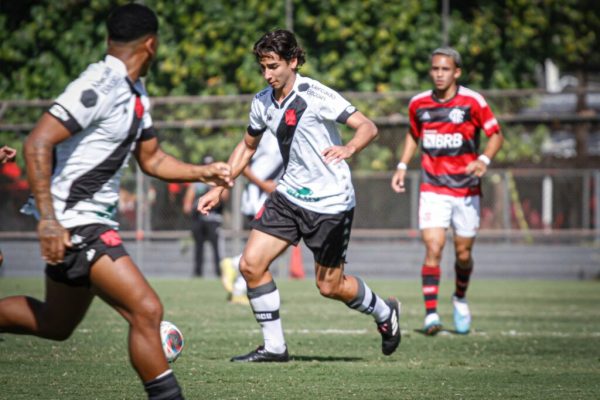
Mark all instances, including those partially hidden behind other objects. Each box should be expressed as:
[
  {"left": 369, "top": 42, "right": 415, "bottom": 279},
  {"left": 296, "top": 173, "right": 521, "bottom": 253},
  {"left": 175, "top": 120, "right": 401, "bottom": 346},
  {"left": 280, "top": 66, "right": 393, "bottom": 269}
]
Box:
[{"left": 1, "top": 277, "right": 599, "bottom": 399}]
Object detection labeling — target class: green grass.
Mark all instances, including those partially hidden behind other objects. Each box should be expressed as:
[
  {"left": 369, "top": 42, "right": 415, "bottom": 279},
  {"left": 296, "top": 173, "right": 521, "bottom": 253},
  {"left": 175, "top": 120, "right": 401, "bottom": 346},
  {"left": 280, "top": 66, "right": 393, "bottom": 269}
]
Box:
[{"left": 1, "top": 278, "right": 599, "bottom": 399}]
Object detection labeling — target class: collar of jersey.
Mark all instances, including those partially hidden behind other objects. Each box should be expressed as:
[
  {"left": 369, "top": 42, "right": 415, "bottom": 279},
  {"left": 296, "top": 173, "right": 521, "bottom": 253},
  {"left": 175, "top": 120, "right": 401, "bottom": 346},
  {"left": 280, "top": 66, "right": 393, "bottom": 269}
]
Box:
[
  {"left": 104, "top": 54, "right": 144, "bottom": 96},
  {"left": 270, "top": 73, "right": 302, "bottom": 109},
  {"left": 104, "top": 54, "right": 128, "bottom": 77},
  {"left": 431, "top": 85, "right": 460, "bottom": 104}
]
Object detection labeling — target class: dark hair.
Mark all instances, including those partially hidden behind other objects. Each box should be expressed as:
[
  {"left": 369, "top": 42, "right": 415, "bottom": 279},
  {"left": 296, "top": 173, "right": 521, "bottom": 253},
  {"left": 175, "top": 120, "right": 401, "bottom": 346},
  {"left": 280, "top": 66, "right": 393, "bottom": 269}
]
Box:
[
  {"left": 253, "top": 29, "right": 306, "bottom": 70},
  {"left": 431, "top": 46, "right": 462, "bottom": 68},
  {"left": 107, "top": 3, "right": 158, "bottom": 42}
]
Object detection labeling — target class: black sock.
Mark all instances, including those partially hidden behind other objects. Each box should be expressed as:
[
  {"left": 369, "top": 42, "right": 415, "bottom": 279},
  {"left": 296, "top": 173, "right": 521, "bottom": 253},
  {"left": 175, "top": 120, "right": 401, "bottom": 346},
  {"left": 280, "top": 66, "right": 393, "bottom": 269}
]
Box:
[{"left": 144, "top": 371, "right": 184, "bottom": 400}]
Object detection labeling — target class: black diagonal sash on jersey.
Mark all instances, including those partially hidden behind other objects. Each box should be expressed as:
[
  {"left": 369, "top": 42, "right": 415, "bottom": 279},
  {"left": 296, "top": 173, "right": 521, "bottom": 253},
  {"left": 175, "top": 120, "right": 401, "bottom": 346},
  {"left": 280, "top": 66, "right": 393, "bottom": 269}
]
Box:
[
  {"left": 275, "top": 96, "right": 307, "bottom": 169},
  {"left": 64, "top": 93, "right": 143, "bottom": 211}
]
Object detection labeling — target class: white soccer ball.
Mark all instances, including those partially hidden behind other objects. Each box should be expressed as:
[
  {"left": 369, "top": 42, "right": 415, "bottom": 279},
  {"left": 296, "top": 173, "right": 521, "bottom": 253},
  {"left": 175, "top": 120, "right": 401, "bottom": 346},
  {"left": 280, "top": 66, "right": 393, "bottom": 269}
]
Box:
[{"left": 160, "top": 321, "right": 184, "bottom": 363}]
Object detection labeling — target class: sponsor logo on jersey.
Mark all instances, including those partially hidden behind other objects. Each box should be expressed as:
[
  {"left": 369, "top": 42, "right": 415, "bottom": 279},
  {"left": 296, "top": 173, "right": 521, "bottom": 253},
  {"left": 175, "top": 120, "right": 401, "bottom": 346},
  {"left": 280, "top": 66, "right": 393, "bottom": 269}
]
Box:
[
  {"left": 422, "top": 130, "right": 464, "bottom": 149},
  {"left": 71, "top": 234, "right": 85, "bottom": 245},
  {"left": 80, "top": 89, "right": 98, "bottom": 108},
  {"left": 449, "top": 108, "right": 466, "bottom": 124},
  {"left": 49, "top": 104, "right": 70, "bottom": 122},
  {"left": 286, "top": 187, "right": 321, "bottom": 202}
]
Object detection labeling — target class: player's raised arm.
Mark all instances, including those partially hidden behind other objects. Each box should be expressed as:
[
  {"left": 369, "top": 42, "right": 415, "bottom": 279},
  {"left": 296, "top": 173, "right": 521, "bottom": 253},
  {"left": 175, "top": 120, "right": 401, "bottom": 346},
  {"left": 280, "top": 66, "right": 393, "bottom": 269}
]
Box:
[
  {"left": 134, "top": 136, "right": 232, "bottom": 186},
  {"left": 322, "top": 111, "right": 378, "bottom": 164}
]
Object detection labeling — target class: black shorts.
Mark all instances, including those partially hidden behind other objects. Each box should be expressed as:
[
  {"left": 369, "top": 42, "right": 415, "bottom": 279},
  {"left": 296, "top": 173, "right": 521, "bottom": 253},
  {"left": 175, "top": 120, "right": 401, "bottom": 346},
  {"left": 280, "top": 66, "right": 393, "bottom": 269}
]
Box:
[
  {"left": 45, "top": 224, "right": 128, "bottom": 287},
  {"left": 250, "top": 191, "right": 354, "bottom": 268}
]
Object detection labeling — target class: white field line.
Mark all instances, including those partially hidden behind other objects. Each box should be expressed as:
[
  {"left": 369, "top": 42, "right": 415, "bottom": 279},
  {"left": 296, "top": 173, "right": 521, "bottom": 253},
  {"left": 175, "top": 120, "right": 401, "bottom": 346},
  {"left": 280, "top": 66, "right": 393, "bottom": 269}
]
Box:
[{"left": 246, "top": 328, "right": 600, "bottom": 338}]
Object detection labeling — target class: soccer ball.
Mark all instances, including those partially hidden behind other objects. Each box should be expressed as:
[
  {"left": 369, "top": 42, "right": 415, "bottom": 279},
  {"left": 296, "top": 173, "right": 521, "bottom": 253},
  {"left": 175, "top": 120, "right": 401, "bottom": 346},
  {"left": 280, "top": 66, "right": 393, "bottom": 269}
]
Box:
[{"left": 160, "top": 321, "right": 184, "bottom": 363}]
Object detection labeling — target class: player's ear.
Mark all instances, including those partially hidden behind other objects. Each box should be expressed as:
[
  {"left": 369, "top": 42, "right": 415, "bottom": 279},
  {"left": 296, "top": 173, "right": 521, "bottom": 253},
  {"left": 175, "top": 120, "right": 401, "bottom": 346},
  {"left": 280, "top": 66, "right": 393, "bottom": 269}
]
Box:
[
  {"left": 454, "top": 67, "right": 462, "bottom": 80},
  {"left": 144, "top": 35, "right": 158, "bottom": 59},
  {"left": 289, "top": 57, "right": 298, "bottom": 71}
]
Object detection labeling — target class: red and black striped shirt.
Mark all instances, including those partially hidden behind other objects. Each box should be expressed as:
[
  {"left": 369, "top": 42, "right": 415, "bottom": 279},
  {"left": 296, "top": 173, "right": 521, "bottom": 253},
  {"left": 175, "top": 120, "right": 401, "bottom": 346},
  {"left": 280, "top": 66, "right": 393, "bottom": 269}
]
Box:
[{"left": 408, "top": 86, "right": 500, "bottom": 197}]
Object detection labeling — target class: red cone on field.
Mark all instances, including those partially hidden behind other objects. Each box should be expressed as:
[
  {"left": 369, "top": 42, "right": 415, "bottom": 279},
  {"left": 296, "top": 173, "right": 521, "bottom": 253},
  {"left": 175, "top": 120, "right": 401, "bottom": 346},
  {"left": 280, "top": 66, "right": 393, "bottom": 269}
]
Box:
[{"left": 289, "top": 244, "right": 305, "bottom": 279}]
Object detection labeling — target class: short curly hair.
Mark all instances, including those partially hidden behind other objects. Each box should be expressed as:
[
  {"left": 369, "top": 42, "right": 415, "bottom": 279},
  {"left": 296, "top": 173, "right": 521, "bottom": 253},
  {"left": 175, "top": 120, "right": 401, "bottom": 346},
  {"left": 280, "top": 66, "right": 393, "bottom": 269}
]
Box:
[{"left": 107, "top": 3, "right": 158, "bottom": 42}]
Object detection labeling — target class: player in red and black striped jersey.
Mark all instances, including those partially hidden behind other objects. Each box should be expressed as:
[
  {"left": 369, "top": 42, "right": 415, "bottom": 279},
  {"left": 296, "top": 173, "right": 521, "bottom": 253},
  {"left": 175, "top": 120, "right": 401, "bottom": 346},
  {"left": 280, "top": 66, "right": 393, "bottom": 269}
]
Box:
[{"left": 391, "top": 47, "right": 503, "bottom": 335}]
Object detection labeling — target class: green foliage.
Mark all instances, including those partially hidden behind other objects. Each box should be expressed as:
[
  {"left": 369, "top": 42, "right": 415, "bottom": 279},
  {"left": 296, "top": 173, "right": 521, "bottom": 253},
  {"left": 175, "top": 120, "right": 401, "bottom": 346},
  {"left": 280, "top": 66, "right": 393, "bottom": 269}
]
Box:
[{"left": 1, "top": 1, "right": 596, "bottom": 169}]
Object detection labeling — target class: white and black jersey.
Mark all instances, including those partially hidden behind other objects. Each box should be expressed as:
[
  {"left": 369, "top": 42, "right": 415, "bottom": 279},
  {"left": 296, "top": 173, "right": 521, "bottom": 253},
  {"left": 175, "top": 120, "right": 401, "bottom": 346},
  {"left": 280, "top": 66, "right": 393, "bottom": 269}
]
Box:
[
  {"left": 240, "top": 131, "right": 283, "bottom": 217},
  {"left": 22, "top": 55, "right": 155, "bottom": 229},
  {"left": 248, "top": 74, "right": 357, "bottom": 214}
]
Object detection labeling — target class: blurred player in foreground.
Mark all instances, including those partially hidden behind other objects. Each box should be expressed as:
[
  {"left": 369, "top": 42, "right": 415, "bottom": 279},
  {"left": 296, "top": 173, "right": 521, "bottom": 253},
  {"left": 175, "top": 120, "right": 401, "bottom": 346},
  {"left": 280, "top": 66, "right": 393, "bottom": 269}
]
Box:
[
  {"left": 391, "top": 47, "right": 504, "bottom": 335},
  {"left": 198, "top": 29, "right": 401, "bottom": 362},
  {"left": 219, "top": 131, "right": 283, "bottom": 304},
  {"left": 0, "top": 145, "right": 17, "bottom": 268},
  {"left": 0, "top": 4, "right": 230, "bottom": 399}
]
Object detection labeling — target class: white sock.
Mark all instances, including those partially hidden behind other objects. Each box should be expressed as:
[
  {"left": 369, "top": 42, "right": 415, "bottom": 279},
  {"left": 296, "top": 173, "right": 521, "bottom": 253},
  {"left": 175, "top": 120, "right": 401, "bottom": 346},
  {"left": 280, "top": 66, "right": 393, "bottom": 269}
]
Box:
[
  {"left": 346, "top": 277, "right": 391, "bottom": 323},
  {"left": 248, "top": 280, "right": 286, "bottom": 354}
]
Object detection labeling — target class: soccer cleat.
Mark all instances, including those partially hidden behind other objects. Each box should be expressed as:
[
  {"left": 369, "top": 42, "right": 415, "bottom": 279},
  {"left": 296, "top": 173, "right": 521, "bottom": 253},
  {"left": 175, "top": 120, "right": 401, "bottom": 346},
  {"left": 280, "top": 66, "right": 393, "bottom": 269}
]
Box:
[
  {"left": 423, "top": 313, "right": 442, "bottom": 336},
  {"left": 376, "top": 297, "right": 401, "bottom": 356},
  {"left": 229, "top": 294, "right": 250, "bottom": 305},
  {"left": 452, "top": 295, "right": 471, "bottom": 334},
  {"left": 230, "top": 345, "right": 289, "bottom": 362},
  {"left": 219, "top": 257, "right": 236, "bottom": 294}
]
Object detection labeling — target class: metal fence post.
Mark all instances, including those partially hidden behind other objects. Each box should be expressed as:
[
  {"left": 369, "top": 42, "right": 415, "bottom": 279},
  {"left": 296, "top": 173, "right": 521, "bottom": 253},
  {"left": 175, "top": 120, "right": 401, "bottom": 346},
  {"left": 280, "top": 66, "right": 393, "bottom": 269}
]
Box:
[
  {"left": 582, "top": 170, "right": 590, "bottom": 229},
  {"left": 595, "top": 171, "right": 600, "bottom": 243},
  {"left": 502, "top": 170, "right": 511, "bottom": 231},
  {"left": 542, "top": 175, "right": 553, "bottom": 231},
  {"left": 410, "top": 170, "right": 419, "bottom": 230}
]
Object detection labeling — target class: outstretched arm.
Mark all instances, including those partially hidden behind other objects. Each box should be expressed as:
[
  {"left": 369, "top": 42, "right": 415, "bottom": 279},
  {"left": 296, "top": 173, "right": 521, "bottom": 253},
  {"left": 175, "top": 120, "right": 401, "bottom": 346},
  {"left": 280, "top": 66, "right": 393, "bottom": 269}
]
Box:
[
  {"left": 134, "top": 137, "right": 232, "bottom": 186},
  {"left": 321, "top": 111, "right": 378, "bottom": 164},
  {"left": 197, "top": 132, "right": 261, "bottom": 215},
  {"left": 24, "top": 113, "right": 73, "bottom": 265},
  {"left": 391, "top": 133, "right": 419, "bottom": 193}
]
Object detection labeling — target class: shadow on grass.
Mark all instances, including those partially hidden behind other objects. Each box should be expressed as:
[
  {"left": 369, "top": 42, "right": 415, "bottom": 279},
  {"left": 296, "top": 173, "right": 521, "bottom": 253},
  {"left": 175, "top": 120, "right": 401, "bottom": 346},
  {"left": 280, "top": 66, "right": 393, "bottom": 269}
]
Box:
[
  {"left": 413, "top": 328, "right": 470, "bottom": 336},
  {"left": 291, "top": 355, "right": 363, "bottom": 362}
]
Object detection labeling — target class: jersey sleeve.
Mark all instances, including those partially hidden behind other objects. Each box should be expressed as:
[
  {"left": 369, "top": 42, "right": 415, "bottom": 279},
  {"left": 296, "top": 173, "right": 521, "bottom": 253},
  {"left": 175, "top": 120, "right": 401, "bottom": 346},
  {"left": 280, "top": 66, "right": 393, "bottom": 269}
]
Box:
[
  {"left": 314, "top": 84, "right": 356, "bottom": 124},
  {"left": 247, "top": 96, "right": 268, "bottom": 137},
  {"left": 137, "top": 95, "right": 156, "bottom": 142},
  {"left": 408, "top": 99, "right": 421, "bottom": 141},
  {"left": 473, "top": 98, "right": 500, "bottom": 137},
  {"left": 48, "top": 77, "right": 103, "bottom": 134}
]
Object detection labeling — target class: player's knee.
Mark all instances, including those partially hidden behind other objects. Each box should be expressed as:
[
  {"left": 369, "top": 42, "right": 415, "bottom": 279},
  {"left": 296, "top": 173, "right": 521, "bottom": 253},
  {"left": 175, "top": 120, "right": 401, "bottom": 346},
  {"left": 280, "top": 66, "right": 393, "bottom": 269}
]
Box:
[
  {"left": 316, "top": 281, "right": 339, "bottom": 299},
  {"left": 133, "top": 296, "right": 163, "bottom": 326},
  {"left": 455, "top": 248, "right": 472, "bottom": 265},
  {"left": 239, "top": 256, "right": 261, "bottom": 283}
]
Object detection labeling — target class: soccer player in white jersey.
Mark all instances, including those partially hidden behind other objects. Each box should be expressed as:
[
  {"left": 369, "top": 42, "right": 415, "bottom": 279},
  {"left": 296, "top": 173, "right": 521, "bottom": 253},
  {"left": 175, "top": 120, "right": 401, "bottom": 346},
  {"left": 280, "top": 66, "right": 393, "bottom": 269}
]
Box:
[
  {"left": 0, "top": 5, "right": 231, "bottom": 399},
  {"left": 198, "top": 29, "right": 401, "bottom": 362},
  {"left": 391, "top": 47, "right": 504, "bottom": 335},
  {"left": 220, "top": 132, "right": 284, "bottom": 304}
]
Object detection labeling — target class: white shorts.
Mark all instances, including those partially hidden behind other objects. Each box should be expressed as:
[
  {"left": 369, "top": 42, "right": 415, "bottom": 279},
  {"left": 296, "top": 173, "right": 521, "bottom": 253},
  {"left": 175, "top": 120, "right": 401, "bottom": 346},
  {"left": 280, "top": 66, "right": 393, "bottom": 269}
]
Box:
[{"left": 418, "top": 192, "right": 480, "bottom": 237}]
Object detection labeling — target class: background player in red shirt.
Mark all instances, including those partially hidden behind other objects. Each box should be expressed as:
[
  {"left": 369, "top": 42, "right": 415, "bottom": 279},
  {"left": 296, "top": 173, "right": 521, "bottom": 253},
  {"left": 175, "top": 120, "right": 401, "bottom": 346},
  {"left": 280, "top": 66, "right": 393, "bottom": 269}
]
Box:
[{"left": 391, "top": 47, "right": 504, "bottom": 335}]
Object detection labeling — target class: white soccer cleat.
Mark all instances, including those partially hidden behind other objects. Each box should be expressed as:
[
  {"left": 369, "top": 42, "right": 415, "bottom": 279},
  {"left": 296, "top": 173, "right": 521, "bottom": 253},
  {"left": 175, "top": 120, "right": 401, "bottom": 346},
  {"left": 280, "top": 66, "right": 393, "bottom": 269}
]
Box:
[
  {"left": 423, "top": 312, "right": 442, "bottom": 336},
  {"left": 452, "top": 295, "right": 471, "bottom": 334}
]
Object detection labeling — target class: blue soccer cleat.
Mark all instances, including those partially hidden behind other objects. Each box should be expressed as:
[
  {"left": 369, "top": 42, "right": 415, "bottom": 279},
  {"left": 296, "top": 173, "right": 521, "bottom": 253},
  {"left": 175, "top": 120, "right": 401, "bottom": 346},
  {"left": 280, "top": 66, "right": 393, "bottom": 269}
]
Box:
[{"left": 452, "top": 295, "right": 471, "bottom": 334}]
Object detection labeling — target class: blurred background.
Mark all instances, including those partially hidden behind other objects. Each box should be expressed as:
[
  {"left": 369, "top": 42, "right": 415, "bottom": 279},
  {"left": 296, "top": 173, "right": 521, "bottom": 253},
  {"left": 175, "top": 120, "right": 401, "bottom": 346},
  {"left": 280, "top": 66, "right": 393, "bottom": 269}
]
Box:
[{"left": 0, "top": 0, "right": 599, "bottom": 279}]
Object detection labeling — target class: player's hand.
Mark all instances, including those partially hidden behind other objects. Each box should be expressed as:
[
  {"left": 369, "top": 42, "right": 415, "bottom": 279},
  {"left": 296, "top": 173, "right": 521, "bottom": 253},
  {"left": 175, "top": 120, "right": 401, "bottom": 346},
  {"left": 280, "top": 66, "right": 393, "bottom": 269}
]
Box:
[
  {"left": 0, "top": 146, "right": 17, "bottom": 164},
  {"left": 37, "top": 218, "right": 72, "bottom": 265},
  {"left": 466, "top": 159, "right": 487, "bottom": 177},
  {"left": 391, "top": 169, "right": 407, "bottom": 193},
  {"left": 196, "top": 187, "right": 223, "bottom": 216},
  {"left": 198, "top": 162, "right": 232, "bottom": 187},
  {"left": 321, "top": 145, "right": 355, "bottom": 164},
  {"left": 261, "top": 179, "right": 278, "bottom": 193}
]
